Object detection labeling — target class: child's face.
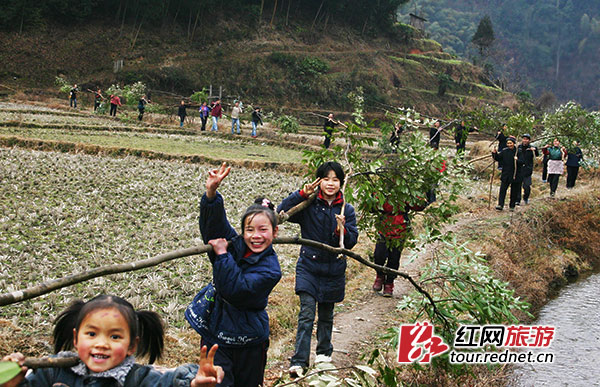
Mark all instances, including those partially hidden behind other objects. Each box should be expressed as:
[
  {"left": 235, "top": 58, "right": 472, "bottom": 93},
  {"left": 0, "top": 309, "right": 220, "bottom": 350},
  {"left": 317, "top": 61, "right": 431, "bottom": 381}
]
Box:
[
  {"left": 243, "top": 213, "right": 277, "bottom": 254},
  {"left": 320, "top": 169, "right": 341, "bottom": 200},
  {"left": 73, "top": 307, "right": 136, "bottom": 373}
]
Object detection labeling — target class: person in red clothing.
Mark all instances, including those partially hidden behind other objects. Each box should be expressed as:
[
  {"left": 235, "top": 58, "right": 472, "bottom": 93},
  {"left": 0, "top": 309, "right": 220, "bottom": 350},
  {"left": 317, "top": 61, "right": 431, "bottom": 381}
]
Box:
[
  {"left": 109, "top": 94, "right": 122, "bottom": 117},
  {"left": 210, "top": 99, "right": 222, "bottom": 131},
  {"left": 372, "top": 198, "right": 428, "bottom": 296}
]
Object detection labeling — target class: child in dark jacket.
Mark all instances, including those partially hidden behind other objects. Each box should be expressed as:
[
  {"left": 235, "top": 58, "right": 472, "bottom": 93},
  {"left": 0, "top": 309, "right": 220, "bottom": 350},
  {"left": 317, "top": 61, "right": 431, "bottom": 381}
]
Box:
[
  {"left": 277, "top": 161, "right": 359, "bottom": 376},
  {"left": 2, "top": 294, "right": 223, "bottom": 387},
  {"left": 186, "top": 162, "right": 281, "bottom": 387}
]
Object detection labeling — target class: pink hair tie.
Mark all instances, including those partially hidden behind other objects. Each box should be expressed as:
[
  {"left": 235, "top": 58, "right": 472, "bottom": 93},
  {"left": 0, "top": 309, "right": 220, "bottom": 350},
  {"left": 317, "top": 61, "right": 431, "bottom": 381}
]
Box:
[{"left": 261, "top": 198, "right": 271, "bottom": 208}]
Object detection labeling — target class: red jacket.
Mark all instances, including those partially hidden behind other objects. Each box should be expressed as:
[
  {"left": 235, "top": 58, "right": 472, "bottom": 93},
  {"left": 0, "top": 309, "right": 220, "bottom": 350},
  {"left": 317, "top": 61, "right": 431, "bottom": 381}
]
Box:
[
  {"left": 110, "top": 95, "right": 121, "bottom": 106},
  {"left": 210, "top": 103, "right": 222, "bottom": 118},
  {"left": 378, "top": 199, "right": 427, "bottom": 239}
]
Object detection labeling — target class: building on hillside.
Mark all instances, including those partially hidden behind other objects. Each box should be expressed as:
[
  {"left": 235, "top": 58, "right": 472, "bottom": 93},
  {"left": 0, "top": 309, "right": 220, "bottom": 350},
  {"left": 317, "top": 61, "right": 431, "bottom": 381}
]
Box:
[{"left": 409, "top": 13, "right": 427, "bottom": 31}]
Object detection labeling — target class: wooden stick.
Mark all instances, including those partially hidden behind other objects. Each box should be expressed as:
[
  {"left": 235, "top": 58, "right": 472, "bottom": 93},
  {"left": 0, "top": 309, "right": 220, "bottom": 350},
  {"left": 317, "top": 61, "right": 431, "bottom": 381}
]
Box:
[
  {"left": 467, "top": 153, "right": 493, "bottom": 165},
  {"left": 488, "top": 161, "right": 496, "bottom": 209},
  {"left": 307, "top": 112, "right": 348, "bottom": 128},
  {"left": 23, "top": 356, "right": 79, "bottom": 369},
  {"left": 0, "top": 237, "right": 433, "bottom": 312}
]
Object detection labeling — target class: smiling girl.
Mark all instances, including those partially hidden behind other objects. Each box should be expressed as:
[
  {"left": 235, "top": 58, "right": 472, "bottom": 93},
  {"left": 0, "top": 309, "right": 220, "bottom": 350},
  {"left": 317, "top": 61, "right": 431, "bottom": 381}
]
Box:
[
  {"left": 2, "top": 294, "right": 223, "bottom": 387},
  {"left": 277, "top": 161, "right": 358, "bottom": 376},
  {"left": 186, "top": 163, "right": 281, "bottom": 387}
]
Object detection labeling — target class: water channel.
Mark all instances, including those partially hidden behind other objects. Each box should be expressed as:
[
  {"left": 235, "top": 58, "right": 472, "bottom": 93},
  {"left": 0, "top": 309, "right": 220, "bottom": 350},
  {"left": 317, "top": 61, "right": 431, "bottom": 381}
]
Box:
[{"left": 513, "top": 272, "right": 600, "bottom": 386}]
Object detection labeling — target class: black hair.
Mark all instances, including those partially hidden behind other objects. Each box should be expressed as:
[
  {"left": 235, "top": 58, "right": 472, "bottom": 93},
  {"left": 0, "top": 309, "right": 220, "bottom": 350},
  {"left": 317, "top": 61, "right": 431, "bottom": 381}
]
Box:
[
  {"left": 53, "top": 295, "right": 164, "bottom": 364},
  {"left": 316, "top": 161, "right": 345, "bottom": 187},
  {"left": 240, "top": 197, "right": 277, "bottom": 231}
]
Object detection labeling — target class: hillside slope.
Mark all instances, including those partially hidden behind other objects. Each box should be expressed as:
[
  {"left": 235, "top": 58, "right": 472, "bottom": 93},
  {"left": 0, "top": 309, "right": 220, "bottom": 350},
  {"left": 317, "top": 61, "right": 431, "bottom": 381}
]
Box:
[{"left": 0, "top": 19, "right": 512, "bottom": 116}]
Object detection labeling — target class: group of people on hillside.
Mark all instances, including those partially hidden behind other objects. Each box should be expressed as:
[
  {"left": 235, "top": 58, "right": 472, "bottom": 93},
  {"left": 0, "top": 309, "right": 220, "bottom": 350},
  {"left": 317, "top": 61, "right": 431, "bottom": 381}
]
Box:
[
  {"left": 175, "top": 99, "right": 264, "bottom": 137},
  {"left": 68, "top": 86, "right": 265, "bottom": 136},
  {"left": 492, "top": 126, "right": 584, "bottom": 210}
]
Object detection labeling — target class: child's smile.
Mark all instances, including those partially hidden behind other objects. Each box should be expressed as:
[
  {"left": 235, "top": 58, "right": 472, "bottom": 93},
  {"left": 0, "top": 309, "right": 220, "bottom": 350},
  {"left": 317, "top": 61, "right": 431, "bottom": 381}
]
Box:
[
  {"left": 244, "top": 213, "right": 277, "bottom": 254},
  {"left": 73, "top": 307, "right": 136, "bottom": 373}
]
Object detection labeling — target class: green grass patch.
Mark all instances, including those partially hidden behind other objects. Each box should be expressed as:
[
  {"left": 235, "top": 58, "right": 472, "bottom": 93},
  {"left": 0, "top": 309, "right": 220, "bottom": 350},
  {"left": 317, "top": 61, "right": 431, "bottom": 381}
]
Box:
[{"left": 0, "top": 127, "right": 303, "bottom": 164}]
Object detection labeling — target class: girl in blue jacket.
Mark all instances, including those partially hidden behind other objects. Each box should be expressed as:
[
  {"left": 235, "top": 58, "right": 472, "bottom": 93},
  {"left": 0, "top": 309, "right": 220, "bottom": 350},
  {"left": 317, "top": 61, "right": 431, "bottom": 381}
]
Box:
[
  {"left": 277, "top": 161, "right": 359, "bottom": 376},
  {"left": 3, "top": 294, "right": 223, "bottom": 387},
  {"left": 186, "top": 162, "right": 282, "bottom": 387}
]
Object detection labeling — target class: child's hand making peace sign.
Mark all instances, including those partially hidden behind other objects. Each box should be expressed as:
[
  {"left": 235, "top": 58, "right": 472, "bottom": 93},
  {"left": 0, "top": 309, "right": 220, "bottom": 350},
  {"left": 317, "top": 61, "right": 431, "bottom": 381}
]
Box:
[
  {"left": 302, "top": 178, "right": 321, "bottom": 196},
  {"left": 191, "top": 344, "right": 224, "bottom": 387},
  {"left": 206, "top": 162, "right": 231, "bottom": 199}
]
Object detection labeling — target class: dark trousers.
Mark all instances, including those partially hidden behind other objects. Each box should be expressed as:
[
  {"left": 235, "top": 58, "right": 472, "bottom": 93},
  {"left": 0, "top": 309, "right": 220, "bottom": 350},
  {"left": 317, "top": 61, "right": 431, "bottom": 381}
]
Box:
[
  {"left": 323, "top": 128, "right": 333, "bottom": 149},
  {"left": 566, "top": 166, "right": 579, "bottom": 188},
  {"left": 542, "top": 156, "right": 549, "bottom": 181},
  {"left": 548, "top": 174, "right": 560, "bottom": 194},
  {"left": 201, "top": 338, "right": 268, "bottom": 387},
  {"left": 374, "top": 236, "right": 405, "bottom": 284},
  {"left": 201, "top": 116, "right": 208, "bottom": 131},
  {"left": 110, "top": 103, "right": 118, "bottom": 116},
  {"left": 456, "top": 142, "right": 466, "bottom": 155},
  {"left": 70, "top": 97, "right": 77, "bottom": 108},
  {"left": 94, "top": 101, "right": 100, "bottom": 111},
  {"left": 498, "top": 177, "right": 522, "bottom": 208},
  {"left": 291, "top": 292, "right": 334, "bottom": 368},
  {"left": 517, "top": 175, "right": 532, "bottom": 203},
  {"left": 138, "top": 108, "right": 144, "bottom": 121}
]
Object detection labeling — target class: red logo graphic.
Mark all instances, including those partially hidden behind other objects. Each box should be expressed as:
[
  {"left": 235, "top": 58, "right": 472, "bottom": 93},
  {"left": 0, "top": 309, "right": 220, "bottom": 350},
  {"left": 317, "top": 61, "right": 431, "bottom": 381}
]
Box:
[{"left": 397, "top": 322, "right": 449, "bottom": 363}]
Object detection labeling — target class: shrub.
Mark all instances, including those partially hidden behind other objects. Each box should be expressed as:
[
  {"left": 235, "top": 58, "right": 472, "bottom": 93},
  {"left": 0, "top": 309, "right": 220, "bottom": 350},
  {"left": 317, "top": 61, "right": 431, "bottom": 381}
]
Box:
[{"left": 275, "top": 115, "right": 300, "bottom": 134}]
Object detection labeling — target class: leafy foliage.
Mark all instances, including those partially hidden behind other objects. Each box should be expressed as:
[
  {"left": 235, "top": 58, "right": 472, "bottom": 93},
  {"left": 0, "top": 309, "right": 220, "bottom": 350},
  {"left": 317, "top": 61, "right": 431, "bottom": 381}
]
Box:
[
  {"left": 541, "top": 101, "right": 600, "bottom": 156},
  {"left": 398, "top": 0, "right": 600, "bottom": 107},
  {"left": 394, "top": 239, "right": 533, "bottom": 375},
  {"left": 190, "top": 88, "right": 209, "bottom": 104},
  {"left": 471, "top": 15, "right": 495, "bottom": 54},
  {"left": 106, "top": 81, "right": 147, "bottom": 106},
  {"left": 303, "top": 89, "right": 467, "bottom": 250},
  {"left": 54, "top": 76, "right": 71, "bottom": 94},
  {"left": 275, "top": 115, "right": 300, "bottom": 134}
]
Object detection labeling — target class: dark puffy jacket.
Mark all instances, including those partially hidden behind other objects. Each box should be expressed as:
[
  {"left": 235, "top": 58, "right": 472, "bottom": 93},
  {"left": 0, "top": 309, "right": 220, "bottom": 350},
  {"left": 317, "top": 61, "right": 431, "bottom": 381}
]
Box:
[
  {"left": 566, "top": 147, "right": 583, "bottom": 167},
  {"left": 517, "top": 144, "right": 539, "bottom": 177},
  {"left": 493, "top": 147, "right": 525, "bottom": 182},
  {"left": 277, "top": 190, "right": 358, "bottom": 303},
  {"left": 19, "top": 357, "right": 198, "bottom": 387},
  {"left": 191, "top": 192, "right": 281, "bottom": 347},
  {"left": 496, "top": 131, "right": 508, "bottom": 151}
]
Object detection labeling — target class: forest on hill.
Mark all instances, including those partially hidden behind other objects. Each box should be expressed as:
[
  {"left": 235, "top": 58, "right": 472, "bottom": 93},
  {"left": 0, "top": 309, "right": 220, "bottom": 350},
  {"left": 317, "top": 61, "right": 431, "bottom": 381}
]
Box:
[{"left": 398, "top": 0, "right": 600, "bottom": 108}]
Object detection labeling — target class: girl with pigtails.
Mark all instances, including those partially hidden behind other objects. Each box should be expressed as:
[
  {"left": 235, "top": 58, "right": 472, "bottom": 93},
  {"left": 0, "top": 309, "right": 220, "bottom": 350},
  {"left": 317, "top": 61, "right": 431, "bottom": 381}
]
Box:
[
  {"left": 185, "top": 162, "right": 282, "bottom": 387},
  {"left": 2, "top": 294, "right": 223, "bottom": 387}
]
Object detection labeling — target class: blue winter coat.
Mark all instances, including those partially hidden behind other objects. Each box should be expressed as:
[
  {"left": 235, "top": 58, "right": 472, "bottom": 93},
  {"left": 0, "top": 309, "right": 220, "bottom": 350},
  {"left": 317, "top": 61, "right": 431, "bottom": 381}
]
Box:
[
  {"left": 277, "top": 190, "right": 358, "bottom": 303},
  {"left": 18, "top": 353, "right": 198, "bottom": 387},
  {"left": 188, "top": 192, "right": 281, "bottom": 347}
]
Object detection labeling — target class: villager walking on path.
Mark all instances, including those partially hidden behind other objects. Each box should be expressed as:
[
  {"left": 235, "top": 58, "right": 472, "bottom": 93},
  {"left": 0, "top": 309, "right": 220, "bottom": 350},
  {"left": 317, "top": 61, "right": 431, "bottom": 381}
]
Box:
[
  {"left": 566, "top": 140, "right": 584, "bottom": 189},
  {"left": 492, "top": 136, "right": 525, "bottom": 211},
  {"left": 210, "top": 100, "right": 222, "bottom": 131},
  {"left": 178, "top": 100, "right": 187, "bottom": 127},
  {"left": 516, "top": 134, "right": 539, "bottom": 205},
  {"left": 542, "top": 138, "right": 568, "bottom": 197},
  {"left": 323, "top": 114, "right": 339, "bottom": 149}
]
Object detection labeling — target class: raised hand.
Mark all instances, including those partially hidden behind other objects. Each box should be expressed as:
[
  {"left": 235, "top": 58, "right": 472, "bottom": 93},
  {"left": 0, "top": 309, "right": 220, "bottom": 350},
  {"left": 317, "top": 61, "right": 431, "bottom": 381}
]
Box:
[
  {"left": 190, "top": 345, "right": 224, "bottom": 387},
  {"left": 205, "top": 162, "right": 231, "bottom": 199},
  {"left": 302, "top": 178, "right": 321, "bottom": 196},
  {"left": 207, "top": 238, "right": 228, "bottom": 255}
]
